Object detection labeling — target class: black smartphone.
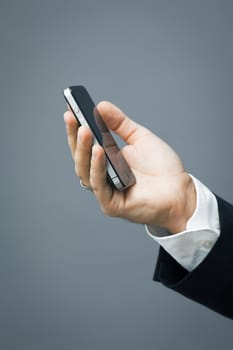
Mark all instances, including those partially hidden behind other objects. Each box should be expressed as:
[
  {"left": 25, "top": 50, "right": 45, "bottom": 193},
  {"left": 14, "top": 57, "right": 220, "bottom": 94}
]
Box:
[{"left": 63, "top": 85, "right": 136, "bottom": 191}]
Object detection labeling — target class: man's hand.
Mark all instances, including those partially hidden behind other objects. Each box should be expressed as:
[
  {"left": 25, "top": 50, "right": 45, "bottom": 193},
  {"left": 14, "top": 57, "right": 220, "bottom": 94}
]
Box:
[{"left": 63, "top": 101, "right": 196, "bottom": 233}]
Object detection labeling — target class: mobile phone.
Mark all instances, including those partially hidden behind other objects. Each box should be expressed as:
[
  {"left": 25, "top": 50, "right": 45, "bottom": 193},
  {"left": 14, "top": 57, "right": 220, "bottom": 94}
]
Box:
[{"left": 63, "top": 85, "right": 136, "bottom": 191}]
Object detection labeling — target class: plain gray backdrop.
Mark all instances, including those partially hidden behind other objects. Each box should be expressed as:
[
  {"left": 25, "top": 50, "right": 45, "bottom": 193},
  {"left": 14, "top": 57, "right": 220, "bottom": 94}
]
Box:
[{"left": 0, "top": 0, "right": 233, "bottom": 349}]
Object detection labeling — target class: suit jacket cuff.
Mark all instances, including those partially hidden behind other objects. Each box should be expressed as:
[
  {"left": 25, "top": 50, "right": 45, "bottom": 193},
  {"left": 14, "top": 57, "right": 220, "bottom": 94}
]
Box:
[{"left": 154, "top": 196, "right": 233, "bottom": 319}]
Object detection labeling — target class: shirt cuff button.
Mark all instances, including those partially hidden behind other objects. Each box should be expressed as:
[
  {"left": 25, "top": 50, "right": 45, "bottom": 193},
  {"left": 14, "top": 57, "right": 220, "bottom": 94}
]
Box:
[{"left": 203, "top": 240, "right": 213, "bottom": 249}]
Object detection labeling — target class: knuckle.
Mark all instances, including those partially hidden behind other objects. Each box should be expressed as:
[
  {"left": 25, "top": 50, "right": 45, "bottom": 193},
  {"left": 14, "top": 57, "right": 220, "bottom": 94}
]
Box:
[{"left": 100, "top": 204, "right": 116, "bottom": 217}]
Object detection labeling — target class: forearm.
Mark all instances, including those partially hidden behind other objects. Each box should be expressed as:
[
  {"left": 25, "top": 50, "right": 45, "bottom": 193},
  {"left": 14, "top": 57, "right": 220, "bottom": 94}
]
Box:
[
  {"left": 147, "top": 180, "right": 233, "bottom": 319},
  {"left": 154, "top": 196, "right": 233, "bottom": 320}
]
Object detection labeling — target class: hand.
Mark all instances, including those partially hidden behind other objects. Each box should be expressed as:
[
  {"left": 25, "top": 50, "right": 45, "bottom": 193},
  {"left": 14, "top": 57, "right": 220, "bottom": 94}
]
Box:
[{"left": 63, "top": 101, "right": 196, "bottom": 233}]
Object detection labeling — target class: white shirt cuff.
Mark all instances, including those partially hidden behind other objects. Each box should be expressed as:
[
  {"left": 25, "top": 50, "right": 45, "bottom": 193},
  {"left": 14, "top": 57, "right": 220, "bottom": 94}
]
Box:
[{"left": 146, "top": 175, "right": 220, "bottom": 272}]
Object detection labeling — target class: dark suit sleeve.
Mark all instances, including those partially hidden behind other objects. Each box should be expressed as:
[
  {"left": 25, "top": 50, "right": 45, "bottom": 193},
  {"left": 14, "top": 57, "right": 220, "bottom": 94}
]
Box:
[{"left": 154, "top": 196, "right": 233, "bottom": 319}]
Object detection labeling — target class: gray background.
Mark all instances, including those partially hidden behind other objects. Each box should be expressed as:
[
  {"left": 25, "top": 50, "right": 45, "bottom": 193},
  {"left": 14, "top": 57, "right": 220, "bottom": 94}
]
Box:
[{"left": 0, "top": 0, "right": 233, "bottom": 349}]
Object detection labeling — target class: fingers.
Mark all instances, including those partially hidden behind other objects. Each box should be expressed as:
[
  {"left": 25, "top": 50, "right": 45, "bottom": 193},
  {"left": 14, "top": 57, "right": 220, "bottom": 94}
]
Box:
[
  {"left": 63, "top": 110, "right": 79, "bottom": 159},
  {"left": 64, "top": 110, "right": 120, "bottom": 216},
  {"left": 90, "top": 144, "right": 114, "bottom": 210},
  {"left": 96, "top": 101, "right": 144, "bottom": 144},
  {"left": 75, "top": 125, "right": 93, "bottom": 186},
  {"left": 64, "top": 110, "right": 93, "bottom": 186}
]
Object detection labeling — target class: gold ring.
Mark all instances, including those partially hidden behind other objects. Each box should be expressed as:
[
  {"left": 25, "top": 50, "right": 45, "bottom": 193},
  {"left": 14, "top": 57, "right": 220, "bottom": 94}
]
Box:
[{"left": 80, "top": 179, "right": 93, "bottom": 192}]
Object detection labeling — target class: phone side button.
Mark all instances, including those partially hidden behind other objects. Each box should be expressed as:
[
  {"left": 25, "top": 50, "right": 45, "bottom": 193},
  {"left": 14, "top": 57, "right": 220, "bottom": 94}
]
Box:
[
  {"left": 77, "top": 111, "right": 88, "bottom": 127},
  {"left": 106, "top": 161, "right": 117, "bottom": 178}
]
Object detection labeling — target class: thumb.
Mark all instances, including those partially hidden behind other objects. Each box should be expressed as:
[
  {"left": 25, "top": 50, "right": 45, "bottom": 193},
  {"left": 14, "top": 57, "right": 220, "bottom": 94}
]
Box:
[{"left": 96, "top": 101, "right": 143, "bottom": 145}]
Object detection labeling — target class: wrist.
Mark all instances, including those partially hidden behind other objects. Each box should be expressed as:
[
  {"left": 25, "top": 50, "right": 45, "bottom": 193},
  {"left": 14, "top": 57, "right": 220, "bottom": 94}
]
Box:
[{"left": 166, "top": 173, "right": 197, "bottom": 234}]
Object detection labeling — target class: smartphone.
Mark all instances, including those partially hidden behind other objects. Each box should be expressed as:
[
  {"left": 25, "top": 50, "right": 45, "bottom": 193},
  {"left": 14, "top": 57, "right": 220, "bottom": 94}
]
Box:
[{"left": 63, "top": 85, "right": 136, "bottom": 191}]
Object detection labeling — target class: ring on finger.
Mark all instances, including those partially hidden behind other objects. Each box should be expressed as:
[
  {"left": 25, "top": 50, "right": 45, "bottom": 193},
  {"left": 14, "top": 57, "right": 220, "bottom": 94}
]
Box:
[{"left": 80, "top": 179, "right": 93, "bottom": 192}]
